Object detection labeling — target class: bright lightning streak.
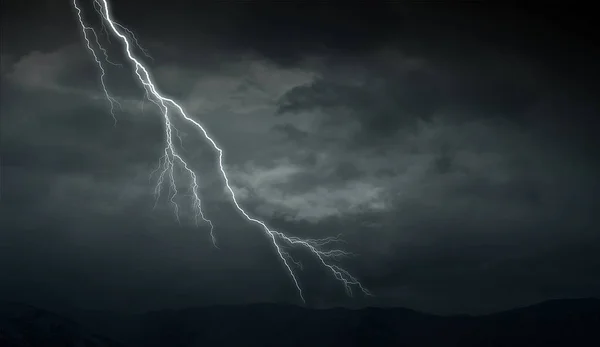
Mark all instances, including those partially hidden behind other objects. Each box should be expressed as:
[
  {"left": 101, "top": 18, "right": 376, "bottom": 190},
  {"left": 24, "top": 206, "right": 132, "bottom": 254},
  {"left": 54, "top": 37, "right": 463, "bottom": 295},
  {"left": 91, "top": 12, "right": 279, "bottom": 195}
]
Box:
[
  {"left": 72, "top": 3, "right": 121, "bottom": 125},
  {"left": 72, "top": 0, "right": 371, "bottom": 302}
]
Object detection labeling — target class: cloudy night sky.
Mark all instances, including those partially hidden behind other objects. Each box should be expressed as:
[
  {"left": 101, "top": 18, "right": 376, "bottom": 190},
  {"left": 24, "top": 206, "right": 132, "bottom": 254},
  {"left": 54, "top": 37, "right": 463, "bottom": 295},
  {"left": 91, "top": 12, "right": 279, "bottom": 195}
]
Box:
[{"left": 1, "top": 1, "right": 599, "bottom": 315}]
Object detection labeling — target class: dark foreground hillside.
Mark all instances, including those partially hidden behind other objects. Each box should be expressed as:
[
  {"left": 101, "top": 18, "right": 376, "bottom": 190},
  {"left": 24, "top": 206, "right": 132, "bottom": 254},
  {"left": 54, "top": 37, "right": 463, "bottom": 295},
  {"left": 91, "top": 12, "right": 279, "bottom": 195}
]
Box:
[{"left": 1, "top": 299, "right": 599, "bottom": 347}]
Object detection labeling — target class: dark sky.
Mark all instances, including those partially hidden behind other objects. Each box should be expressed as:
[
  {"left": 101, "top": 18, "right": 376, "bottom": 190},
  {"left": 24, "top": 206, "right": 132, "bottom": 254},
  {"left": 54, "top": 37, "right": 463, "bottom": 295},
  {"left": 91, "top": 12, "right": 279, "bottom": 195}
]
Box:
[{"left": 1, "top": 1, "right": 599, "bottom": 315}]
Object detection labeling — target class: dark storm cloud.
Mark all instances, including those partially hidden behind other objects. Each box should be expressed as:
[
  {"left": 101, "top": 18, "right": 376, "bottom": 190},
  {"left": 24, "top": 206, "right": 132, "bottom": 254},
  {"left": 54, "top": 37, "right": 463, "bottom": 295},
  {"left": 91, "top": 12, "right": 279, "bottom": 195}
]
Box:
[
  {"left": 272, "top": 123, "right": 309, "bottom": 144},
  {"left": 0, "top": 34, "right": 382, "bottom": 310},
  {"left": 275, "top": 48, "right": 545, "bottom": 143},
  {"left": 1, "top": 1, "right": 599, "bottom": 314},
  {"left": 264, "top": 49, "right": 599, "bottom": 308},
  {"left": 2, "top": 102, "right": 164, "bottom": 174}
]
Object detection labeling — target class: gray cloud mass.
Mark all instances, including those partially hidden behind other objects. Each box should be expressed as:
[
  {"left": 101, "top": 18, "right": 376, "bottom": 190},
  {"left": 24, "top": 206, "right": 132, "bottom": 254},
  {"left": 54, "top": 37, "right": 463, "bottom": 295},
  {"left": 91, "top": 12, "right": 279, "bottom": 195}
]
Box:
[{"left": 1, "top": 2, "right": 599, "bottom": 315}]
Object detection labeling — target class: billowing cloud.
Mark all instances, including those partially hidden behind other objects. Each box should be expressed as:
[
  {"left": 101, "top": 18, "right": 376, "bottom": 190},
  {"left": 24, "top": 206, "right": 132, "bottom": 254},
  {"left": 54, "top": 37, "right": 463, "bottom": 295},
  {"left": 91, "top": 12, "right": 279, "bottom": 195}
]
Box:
[
  {"left": 5, "top": 45, "right": 83, "bottom": 90},
  {"left": 231, "top": 159, "right": 389, "bottom": 222}
]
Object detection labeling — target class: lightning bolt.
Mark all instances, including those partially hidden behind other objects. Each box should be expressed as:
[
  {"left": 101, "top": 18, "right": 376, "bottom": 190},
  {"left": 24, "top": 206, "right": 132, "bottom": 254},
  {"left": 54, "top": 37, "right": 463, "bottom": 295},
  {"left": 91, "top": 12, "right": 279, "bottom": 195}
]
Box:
[
  {"left": 72, "top": 3, "right": 121, "bottom": 125},
  {"left": 72, "top": 0, "right": 371, "bottom": 303}
]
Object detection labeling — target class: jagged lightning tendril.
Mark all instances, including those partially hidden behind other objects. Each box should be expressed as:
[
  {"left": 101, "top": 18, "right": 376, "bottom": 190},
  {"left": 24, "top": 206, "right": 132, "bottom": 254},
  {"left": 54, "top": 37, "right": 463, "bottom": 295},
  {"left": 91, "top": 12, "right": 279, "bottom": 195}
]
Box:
[
  {"left": 73, "top": 3, "right": 121, "bottom": 125},
  {"left": 72, "top": 0, "right": 371, "bottom": 302}
]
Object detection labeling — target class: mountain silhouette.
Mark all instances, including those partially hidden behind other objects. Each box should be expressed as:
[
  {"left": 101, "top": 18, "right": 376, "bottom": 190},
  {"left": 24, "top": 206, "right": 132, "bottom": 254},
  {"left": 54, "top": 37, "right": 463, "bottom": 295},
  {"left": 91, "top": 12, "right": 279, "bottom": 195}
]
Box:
[
  {"left": 1, "top": 299, "right": 599, "bottom": 346},
  {"left": 0, "top": 302, "right": 123, "bottom": 347}
]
